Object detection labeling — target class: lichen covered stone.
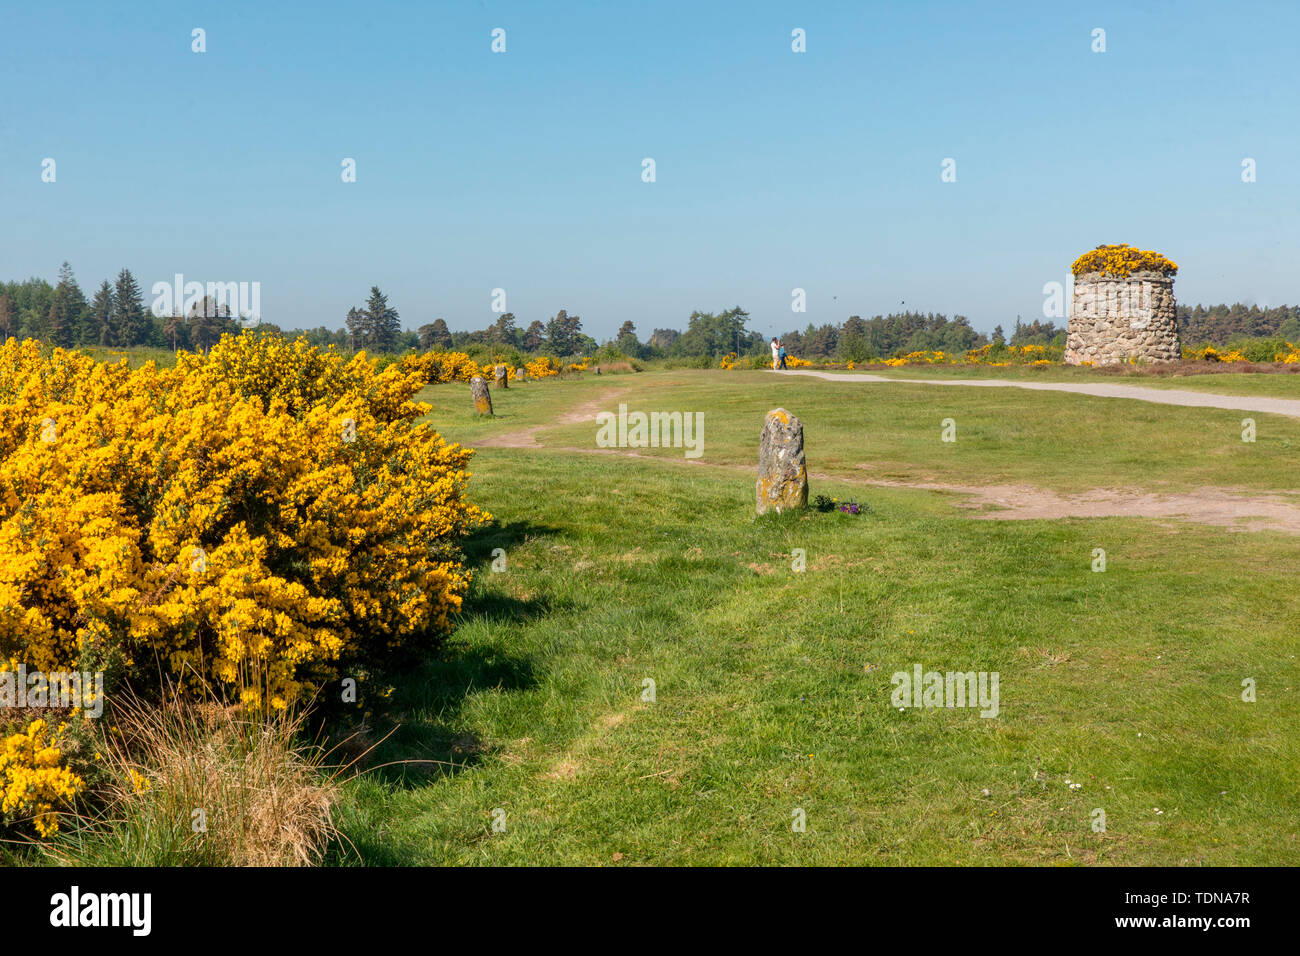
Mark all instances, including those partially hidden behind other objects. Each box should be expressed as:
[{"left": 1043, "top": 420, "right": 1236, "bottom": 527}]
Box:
[
  {"left": 471, "top": 376, "right": 493, "bottom": 416},
  {"left": 756, "top": 407, "right": 808, "bottom": 515}
]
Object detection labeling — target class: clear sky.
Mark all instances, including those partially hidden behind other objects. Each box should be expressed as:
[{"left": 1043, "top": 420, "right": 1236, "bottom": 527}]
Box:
[{"left": 4, "top": 0, "right": 1297, "bottom": 340}]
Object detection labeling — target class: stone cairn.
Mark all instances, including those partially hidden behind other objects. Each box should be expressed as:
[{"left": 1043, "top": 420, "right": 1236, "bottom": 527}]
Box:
[
  {"left": 1065, "top": 270, "right": 1180, "bottom": 365},
  {"left": 470, "top": 376, "right": 493, "bottom": 416},
  {"left": 756, "top": 408, "right": 808, "bottom": 515},
  {"left": 494, "top": 364, "right": 509, "bottom": 389}
]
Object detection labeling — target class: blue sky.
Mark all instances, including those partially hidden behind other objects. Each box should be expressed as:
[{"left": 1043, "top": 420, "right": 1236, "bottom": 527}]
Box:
[{"left": 3, "top": 0, "right": 1297, "bottom": 339}]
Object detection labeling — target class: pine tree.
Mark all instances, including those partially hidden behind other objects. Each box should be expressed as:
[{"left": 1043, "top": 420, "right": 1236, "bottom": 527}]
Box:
[
  {"left": 111, "top": 269, "right": 148, "bottom": 346},
  {"left": 163, "top": 312, "right": 187, "bottom": 352},
  {"left": 345, "top": 307, "right": 366, "bottom": 350},
  {"left": 49, "top": 262, "right": 86, "bottom": 347},
  {"left": 418, "top": 318, "right": 453, "bottom": 349},
  {"left": 44, "top": 304, "right": 60, "bottom": 345},
  {"left": 523, "top": 320, "right": 546, "bottom": 352},
  {"left": 364, "top": 286, "right": 400, "bottom": 351},
  {"left": 0, "top": 294, "right": 15, "bottom": 341},
  {"left": 544, "top": 310, "right": 582, "bottom": 356},
  {"left": 88, "top": 281, "right": 114, "bottom": 346},
  {"left": 188, "top": 295, "right": 233, "bottom": 351},
  {"left": 490, "top": 312, "right": 518, "bottom": 347}
]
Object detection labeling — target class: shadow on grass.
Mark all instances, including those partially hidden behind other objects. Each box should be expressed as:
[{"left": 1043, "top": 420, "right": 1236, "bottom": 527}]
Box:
[
  {"left": 334, "top": 549, "right": 560, "bottom": 792},
  {"left": 328, "top": 519, "right": 566, "bottom": 861},
  {"left": 335, "top": 641, "right": 536, "bottom": 788},
  {"left": 462, "top": 518, "right": 561, "bottom": 571},
  {"left": 329, "top": 636, "right": 546, "bottom": 863},
  {"left": 325, "top": 639, "right": 543, "bottom": 864}
]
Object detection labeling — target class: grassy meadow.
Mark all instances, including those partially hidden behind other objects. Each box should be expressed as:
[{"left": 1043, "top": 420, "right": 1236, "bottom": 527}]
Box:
[
  {"left": 330, "top": 368, "right": 1300, "bottom": 865},
  {"left": 818, "top": 362, "right": 1300, "bottom": 397}
]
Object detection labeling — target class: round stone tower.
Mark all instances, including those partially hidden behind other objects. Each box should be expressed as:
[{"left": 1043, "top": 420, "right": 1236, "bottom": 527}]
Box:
[{"left": 1065, "top": 246, "right": 1180, "bottom": 365}]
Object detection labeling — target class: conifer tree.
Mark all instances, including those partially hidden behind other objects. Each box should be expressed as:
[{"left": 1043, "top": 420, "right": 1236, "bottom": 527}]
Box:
[
  {"left": 88, "top": 281, "right": 114, "bottom": 346},
  {"left": 111, "top": 269, "right": 148, "bottom": 346},
  {"left": 365, "top": 286, "right": 400, "bottom": 351},
  {"left": 0, "top": 294, "right": 15, "bottom": 341},
  {"left": 418, "top": 318, "right": 452, "bottom": 349},
  {"left": 49, "top": 262, "right": 86, "bottom": 347}
]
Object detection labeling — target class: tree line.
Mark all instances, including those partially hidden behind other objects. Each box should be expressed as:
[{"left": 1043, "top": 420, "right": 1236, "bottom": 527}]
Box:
[
  {"left": 0, "top": 264, "right": 242, "bottom": 350},
  {"left": 1176, "top": 303, "right": 1300, "bottom": 344},
  {"left": 4, "top": 264, "right": 1297, "bottom": 357}
]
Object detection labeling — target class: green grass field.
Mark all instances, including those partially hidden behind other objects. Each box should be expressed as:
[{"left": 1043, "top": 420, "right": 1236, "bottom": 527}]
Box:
[
  {"left": 817, "top": 363, "right": 1300, "bottom": 397},
  {"left": 328, "top": 369, "right": 1300, "bottom": 865},
  {"left": 422, "top": 369, "right": 1300, "bottom": 494}
]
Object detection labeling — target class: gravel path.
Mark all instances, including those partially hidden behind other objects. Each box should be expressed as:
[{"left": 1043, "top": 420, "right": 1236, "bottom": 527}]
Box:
[
  {"left": 777, "top": 369, "right": 1300, "bottom": 419},
  {"left": 468, "top": 378, "right": 1300, "bottom": 533}
]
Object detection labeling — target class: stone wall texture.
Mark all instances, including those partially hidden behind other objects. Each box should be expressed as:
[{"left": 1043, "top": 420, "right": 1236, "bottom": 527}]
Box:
[{"left": 1065, "top": 271, "right": 1180, "bottom": 365}]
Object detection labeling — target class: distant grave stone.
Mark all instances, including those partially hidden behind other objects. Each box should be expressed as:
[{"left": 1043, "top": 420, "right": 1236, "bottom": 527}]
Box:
[{"left": 471, "top": 376, "right": 493, "bottom": 416}]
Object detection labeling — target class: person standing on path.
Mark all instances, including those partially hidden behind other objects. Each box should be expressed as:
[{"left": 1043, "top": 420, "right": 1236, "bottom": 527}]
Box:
[
  {"left": 778, "top": 341, "right": 788, "bottom": 370},
  {"left": 771, "top": 337, "right": 780, "bottom": 370}
]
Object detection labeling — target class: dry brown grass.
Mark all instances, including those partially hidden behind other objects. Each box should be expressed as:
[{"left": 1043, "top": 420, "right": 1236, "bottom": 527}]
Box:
[{"left": 45, "top": 694, "right": 340, "bottom": 866}]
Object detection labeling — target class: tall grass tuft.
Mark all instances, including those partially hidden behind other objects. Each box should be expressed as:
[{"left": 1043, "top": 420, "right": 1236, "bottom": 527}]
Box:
[{"left": 42, "top": 694, "right": 338, "bottom": 866}]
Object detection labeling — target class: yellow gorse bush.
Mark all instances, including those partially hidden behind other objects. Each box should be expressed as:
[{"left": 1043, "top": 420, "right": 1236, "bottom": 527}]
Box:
[
  {"left": 525, "top": 357, "right": 561, "bottom": 378},
  {"left": 0, "top": 719, "right": 84, "bottom": 836},
  {"left": 1071, "top": 243, "right": 1178, "bottom": 278},
  {"left": 398, "top": 349, "right": 483, "bottom": 385},
  {"left": 399, "top": 350, "right": 565, "bottom": 383},
  {"left": 0, "top": 332, "right": 487, "bottom": 710},
  {"left": 719, "top": 345, "right": 1066, "bottom": 368},
  {"left": 1182, "top": 345, "right": 1248, "bottom": 363}
]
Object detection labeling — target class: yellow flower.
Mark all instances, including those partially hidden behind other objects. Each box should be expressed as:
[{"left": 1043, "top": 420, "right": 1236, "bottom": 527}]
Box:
[
  {"left": 0, "top": 719, "right": 84, "bottom": 837},
  {"left": 0, "top": 332, "right": 488, "bottom": 712},
  {"left": 1071, "top": 243, "right": 1177, "bottom": 278}
]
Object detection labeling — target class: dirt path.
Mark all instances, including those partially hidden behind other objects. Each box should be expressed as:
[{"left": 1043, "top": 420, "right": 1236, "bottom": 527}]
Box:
[
  {"left": 476, "top": 384, "right": 1300, "bottom": 534},
  {"left": 778, "top": 369, "right": 1300, "bottom": 419},
  {"left": 555, "top": 447, "right": 1300, "bottom": 534},
  {"left": 473, "top": 388, "right": 630, "bottom": 448},
  {"left": 853, "top": 476, "right": 1300, "bottom": 534}
]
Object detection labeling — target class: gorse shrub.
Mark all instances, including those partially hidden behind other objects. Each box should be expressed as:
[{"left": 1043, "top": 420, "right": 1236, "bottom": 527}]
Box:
[
  {"left": 397, "top": 348, "right": 577, "bottom": 385},
  {"left": 524, "top": 356, "right": 562, "bottom": 378},
  {"left": 194, "top": 332, "right": 423, "bottom": 420},
  {"left": 1071, "top": 243, "right": 1178, "bottom": 278},
  {"left": 1222, "top": 337, "right": 1295, "bottom": 364},
  {"left": 398, "top": 349, "right": 483, "bottom": 384},
  {"left": 0, "top": 331, "right": 488, "bottom": 710},
  {"left": 0, "top": 718, "right": 84, "bottom": 837}
]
